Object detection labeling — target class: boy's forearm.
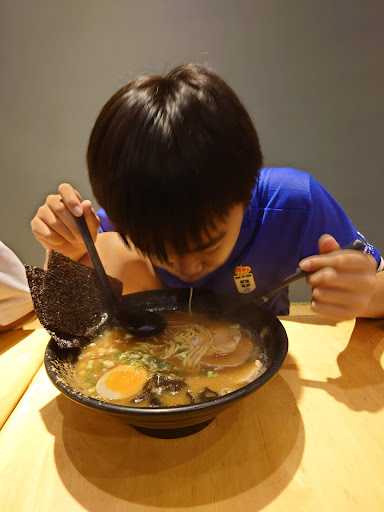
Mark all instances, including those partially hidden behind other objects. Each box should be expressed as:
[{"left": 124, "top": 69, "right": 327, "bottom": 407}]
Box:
[
  {"left": 94, "top": 232, "right": 165, "bottom": 294},
  {"left": 361, "top": 271, "right": 384, "bottom": 319}
]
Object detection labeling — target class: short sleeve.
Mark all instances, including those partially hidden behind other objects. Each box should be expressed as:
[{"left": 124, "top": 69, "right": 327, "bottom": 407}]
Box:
[
  {"left": 96, "top": 208, "right": 115, "bottom": 233},
  {"left": 300, "top": 177, "right": 381, "bottom": 266}
]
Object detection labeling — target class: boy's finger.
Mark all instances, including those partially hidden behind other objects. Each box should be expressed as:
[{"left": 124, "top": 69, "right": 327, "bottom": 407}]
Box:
[
  {"left": 81, "top": 199, "right": 93, "bottom": 216},
  {"left": 57, "top": 183, "right": 83, "bottom": 216},
  {"left": 32, "top": 203, "right": 79, "bottom": 244},
  {"left": 46, "top": 194, "right": 86, "bottom": 240},
  {"left": 82, "top": 201, "right": 100, "bottom": 239},
  {"left": 310, "top": 300, "right": 356, "bottom": 321},
  {"left": 300, "top": 234, "right": 340, "bottom": 271},
  {"left": 31, "top": 217, "right": 69, "bottom": 246},
  {"left": 300, "top": 251, "right": 376, "bottom": 273},
  {"left": 311, "top": 286, "right": 357, "bottom": 306},
  {"left": 318, "top": 234, "right": 340, "bottom": 254},
  {"left": 306, "top": 267, "right": 370, "bottom": 291}
]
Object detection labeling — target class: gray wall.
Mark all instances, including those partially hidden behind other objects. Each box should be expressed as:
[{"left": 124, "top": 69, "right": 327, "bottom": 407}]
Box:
[{"left": 1, "top": 0, "right": 383, "bottom": 301}]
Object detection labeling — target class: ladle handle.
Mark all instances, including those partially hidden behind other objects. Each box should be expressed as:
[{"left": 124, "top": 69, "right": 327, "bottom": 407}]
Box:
[
  {"left": 74, "top": 215, "right": 117, "bottom": 313},
  {"left": 255, "top": 239, "right": 367, "bottom": 301}
]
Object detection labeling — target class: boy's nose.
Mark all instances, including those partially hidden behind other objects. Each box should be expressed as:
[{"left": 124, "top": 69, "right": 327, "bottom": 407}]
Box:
[{"left": 172, "top": 257, "right": 203, "bottom": 278}]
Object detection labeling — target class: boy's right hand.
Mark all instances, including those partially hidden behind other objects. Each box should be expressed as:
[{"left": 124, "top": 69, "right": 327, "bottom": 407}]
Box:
[{"left": 31, "top": 183, "right": 100, "bottom": 262}]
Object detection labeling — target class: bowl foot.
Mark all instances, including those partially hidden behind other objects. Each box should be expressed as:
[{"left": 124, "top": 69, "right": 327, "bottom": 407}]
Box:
[{"left": 132, "top": 417, "right": 215, "bottom": 438}]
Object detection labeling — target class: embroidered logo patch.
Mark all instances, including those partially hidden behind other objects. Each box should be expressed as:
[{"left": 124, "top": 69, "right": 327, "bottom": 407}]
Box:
[
  {"left": 356, "top": 232, "right": 375, "bottom": 256},
  {"left": 233, "top": 265, "right": 256, "bottom": 294}
]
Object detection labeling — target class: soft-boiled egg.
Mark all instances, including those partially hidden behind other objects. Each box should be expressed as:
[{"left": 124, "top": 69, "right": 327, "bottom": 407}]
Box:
[{"left": 95, "top": 365, "right": 148, "bottom": 400}]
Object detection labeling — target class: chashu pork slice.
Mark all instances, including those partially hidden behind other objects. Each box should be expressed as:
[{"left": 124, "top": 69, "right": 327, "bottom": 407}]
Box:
[{"left": 201, "top": 334, "right": 254, "bottom": 367}]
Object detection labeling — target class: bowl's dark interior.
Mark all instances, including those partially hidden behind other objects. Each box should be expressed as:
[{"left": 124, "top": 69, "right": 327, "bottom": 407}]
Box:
[{"left": 44, "top": 288, "right": 288, "bottom": 431}]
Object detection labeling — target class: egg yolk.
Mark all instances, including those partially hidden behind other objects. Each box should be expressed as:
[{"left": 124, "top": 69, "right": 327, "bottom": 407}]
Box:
[{"left": 104, "top": 366, "right": 147, "bottom": 396}]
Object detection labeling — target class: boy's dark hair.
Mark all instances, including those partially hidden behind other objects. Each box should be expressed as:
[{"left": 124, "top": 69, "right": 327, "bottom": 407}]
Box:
[{"left": 87, "top": 63, "right": 263, "bottom": 263}]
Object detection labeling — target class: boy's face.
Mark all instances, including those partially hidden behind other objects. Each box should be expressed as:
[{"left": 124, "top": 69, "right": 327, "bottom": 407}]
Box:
[{"left": 149, "top": 203, "right": 245, "bottom": 282}]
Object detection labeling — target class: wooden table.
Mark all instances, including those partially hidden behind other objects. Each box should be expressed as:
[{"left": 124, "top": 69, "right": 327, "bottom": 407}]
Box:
[
  {"left": 0, "top": 317, "right": 48, "bottom": 429},
  {"left": 1, "top": 306, "right": 384, "bottom": 511}
]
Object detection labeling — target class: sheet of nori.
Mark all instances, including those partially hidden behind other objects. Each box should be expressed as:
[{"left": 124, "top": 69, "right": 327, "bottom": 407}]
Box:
[{"left": 25, "top": 250, "right": 123, "bottom": 348}]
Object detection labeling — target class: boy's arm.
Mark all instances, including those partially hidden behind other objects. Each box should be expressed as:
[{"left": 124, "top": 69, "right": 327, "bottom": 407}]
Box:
[
  {"left": 300, "top": 234, "right": 383, "bottom": 321},
  {"left": 30, "top": 184, "right": 164, "bottom": 294},
  {"left": 88, "top": 232, "right": 165, "bottom": 294},
  {"left": 363, "top": 271, "right": 384, "bottom": 319}
]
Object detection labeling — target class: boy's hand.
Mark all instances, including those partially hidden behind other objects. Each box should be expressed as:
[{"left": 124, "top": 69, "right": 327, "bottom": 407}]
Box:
[
  {"left": 31, "top": 183, "right": 100, "bottom": 262},
  {"left": 299, "top": 234, "right": 377, "bottom": 321}
]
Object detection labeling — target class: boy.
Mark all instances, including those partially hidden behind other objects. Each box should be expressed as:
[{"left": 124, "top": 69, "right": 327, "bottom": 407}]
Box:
[{"left": 31, "top": 64, "right": 384, "bottom": 321}]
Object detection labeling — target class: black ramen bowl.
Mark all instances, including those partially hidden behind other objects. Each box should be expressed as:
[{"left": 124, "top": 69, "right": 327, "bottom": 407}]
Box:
[{"left": 45, "top": 288, "right": 288, "bottom": 438}]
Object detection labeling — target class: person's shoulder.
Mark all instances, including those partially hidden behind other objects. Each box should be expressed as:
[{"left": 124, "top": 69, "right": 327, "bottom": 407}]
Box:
[{"left": 254, "top": 167, "right": 312, "bottom": 210}]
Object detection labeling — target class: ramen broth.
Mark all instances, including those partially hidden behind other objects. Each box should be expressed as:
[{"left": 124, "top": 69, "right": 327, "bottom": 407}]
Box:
[{"left": 74, "top": 312, "right": 265, "bottom": 407}]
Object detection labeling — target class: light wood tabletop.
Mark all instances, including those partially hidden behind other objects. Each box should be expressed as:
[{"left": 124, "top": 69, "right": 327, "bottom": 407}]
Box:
[
  {"left": 0, "top": 317, "right": 49, "bottom": 429},
  {"left": 1, "top": 306, "right": 384, "bottom": 511}
]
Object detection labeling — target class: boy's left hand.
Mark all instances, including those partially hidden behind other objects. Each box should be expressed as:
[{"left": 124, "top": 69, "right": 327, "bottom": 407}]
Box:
[{"left": 299, "top": 234, "right": 377, "bottom": 321}]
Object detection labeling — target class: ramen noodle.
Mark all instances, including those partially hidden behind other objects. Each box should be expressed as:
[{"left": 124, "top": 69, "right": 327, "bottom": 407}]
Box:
[{"left": 74, "top": 312, "right": 266, "bottom": 407}]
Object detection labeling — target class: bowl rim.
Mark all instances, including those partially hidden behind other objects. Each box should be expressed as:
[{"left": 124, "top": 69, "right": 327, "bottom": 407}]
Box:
[{"left": 44, "top": 288, "right": 289, "bottom": 416}]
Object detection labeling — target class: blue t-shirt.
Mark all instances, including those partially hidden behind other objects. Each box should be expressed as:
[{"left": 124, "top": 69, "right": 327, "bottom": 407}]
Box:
[{"left": 97, "top": 167, "right": 381, "bottom": 315}]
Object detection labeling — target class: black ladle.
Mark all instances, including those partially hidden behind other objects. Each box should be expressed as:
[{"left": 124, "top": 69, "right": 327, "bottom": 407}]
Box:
[
  {"left": 74, "top": 215, "right": 167, "bottom": 337},
  {"left": 252, "top": 238, "right": 367, "bottom": 304}
]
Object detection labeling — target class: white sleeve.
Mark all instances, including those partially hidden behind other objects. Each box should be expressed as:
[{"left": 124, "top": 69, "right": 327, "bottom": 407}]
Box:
[
  {"left": 0, "top": 242, "right": 34, "bottom": 326},
  {"left": 377, "top": 257, "right": 384, "bottom": 273}
]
